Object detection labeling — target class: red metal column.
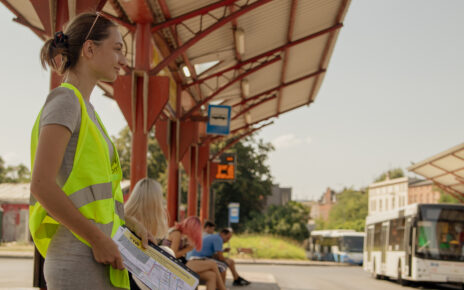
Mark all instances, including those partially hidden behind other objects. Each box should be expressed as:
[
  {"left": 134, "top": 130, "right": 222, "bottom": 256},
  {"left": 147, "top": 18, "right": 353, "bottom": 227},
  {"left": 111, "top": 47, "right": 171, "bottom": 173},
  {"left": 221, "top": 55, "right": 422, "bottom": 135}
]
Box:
[
  {"left": 187, "top": 145, "right": 198, "bottom": 216},
  {"left": 167, "top": 120, "right": 179, "bottom": 226},
  {"left": 129, "top": 23, "right": 151, "bottom": 194},
  {"left": 200, "top": 162, "right": 210, "bottom": 223}
]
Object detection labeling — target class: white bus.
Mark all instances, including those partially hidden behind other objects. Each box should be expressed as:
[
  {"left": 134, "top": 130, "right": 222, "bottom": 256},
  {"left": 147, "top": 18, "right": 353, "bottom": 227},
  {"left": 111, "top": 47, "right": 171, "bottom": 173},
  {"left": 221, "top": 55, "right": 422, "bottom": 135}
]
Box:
[
  {"left": 306, "top": 229, "right": 365, "bottom": 265},
  {"left": 364, "top": 203, "right": 464, "bottom": 286}
]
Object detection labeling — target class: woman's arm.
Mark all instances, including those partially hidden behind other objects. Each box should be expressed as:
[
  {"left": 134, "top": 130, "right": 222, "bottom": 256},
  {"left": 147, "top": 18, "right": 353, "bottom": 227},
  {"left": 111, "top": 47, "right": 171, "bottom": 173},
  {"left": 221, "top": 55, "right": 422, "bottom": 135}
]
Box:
[
  {"left": 30, "top": 124, "right": 123, "bottom": 270},
  {"left": 125, "top": 215, "right": 155, "bottom": 248},
  {"left": 169, "top": 231, "right": 194, "bottom": 258}
]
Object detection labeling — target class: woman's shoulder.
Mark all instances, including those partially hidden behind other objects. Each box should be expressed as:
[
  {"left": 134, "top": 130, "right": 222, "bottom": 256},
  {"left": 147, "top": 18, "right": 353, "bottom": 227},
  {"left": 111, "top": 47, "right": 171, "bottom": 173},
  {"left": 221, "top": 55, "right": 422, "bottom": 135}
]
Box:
[{"left": 40, "top": 87, "right": 81, "bottom": 133}]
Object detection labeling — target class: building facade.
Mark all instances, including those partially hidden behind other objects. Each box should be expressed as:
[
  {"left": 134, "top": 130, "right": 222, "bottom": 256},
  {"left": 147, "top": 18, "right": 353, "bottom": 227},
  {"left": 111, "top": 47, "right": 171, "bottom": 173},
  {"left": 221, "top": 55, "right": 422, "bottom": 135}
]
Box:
[
  {"left": 408, "top": 179, "right": 441, "bottom": 204},
  {"left": 368, "top": 177, "right": 408, "bottom": 215},
  {"left": 0, "top": 183, "right": 30, "bottom": 242},
  {"left": 310, "top": 188, "right": 337, "bottom": 221},
  {"left": 265, "top": 184, "right": 292, "bottom": 209},
  {"left": 368, "top": 177, "right": 442, "bottom": 216}
]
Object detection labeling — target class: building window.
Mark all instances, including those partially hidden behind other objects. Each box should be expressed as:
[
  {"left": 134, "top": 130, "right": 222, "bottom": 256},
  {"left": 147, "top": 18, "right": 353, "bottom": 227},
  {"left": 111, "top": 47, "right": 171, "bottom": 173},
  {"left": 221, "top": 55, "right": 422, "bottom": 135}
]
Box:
[
  {"left": 392, "top": 197, "right": 395, "bottom": 209},
  {"left": 379, "top": 199, "right": 383, "bottom": 211}
]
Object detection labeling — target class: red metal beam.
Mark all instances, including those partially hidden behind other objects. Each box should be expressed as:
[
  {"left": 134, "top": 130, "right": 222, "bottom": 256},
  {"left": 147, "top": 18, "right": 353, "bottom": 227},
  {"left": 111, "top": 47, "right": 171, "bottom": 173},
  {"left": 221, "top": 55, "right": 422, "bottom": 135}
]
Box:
[
  {"left": 434, "top": 183, "right": 464, "bottom": 203},
  {"left": 232, "top": 94, "right": 276, "bottom": 120},
  {"left": 167, "top": 121, "right": 180, "bottom": 225},
  {"left": 152, "top": 0, "right": 239, "bottom": 32},
  {"left": 276, "top": 0, "right": 297, "bottom": 114},
  {"left": 157, "top": 0, "right": 204, "bottom": 111},
  {"left": 210, "top": 121, "right": 273, "bottom": 161},
  {"left": 100, "top": 11, "right": 136, "bottom": 31},
  {"left": 307, "top": 0, "right": 348, "bottom": 104},
  {"left": 200, "top": 164, "right": 210, "bottom": 222},
  {"left": 187, "top": 145, "right": 198, "bottom": 216},
  {"left": 185, "top": 23, "right": 342, "bottom": 89},
  {"left": 148, "top": 0, "right": 272, "bottom": 76},
  {"left": 182, "top": 55, "right": 281, "bottom": 120},
  {"left": 230, "top": 98, "right": 312, "bottom": 134},
  {"left": 232, "top": 69, "right": 325, "bottom": 108}
]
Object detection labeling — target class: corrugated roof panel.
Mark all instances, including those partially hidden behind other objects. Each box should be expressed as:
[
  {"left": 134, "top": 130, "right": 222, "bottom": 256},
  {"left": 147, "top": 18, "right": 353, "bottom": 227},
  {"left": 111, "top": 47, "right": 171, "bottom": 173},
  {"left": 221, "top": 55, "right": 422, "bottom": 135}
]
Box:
[
  {"left": 249, "top": 98, "right": 277, "bottom": 121},
  {"left": 7, "top": 0, "right": 44, "bottom": 31},
  {"left": 293, "top": 0, "right": 341, "bottom": 41},
  {"left": 237, "top": 0, "right": 289, "bottom": 59},
  {"left": 455, "top": 148, "right": 464, "bottom": 159},
  {"left": 165, "top": 0, "right": 219, "bottom": 17},
  {"left": 414, "top": 164, "right": 446, "bottom": 178},
  {"left": 244, "top": 60, "right": 282, "bottom": 96},
  {"left": 455, "top": 169, "right": 464, "bottom": 178},
  {"left": 433, "top": 155, "right": 464, "bottom": 172},
  {"left": 451, "top": 184, "right": 464, "bottom": 193},
  {"left": 284, "top": 35, "right": 329, "bottom": 82},
  {"left": 434, "top": 175, "right": 459, "bottom": 187},
  {"left": 279, "top": 78, "right": 315, "bottom": 112}
]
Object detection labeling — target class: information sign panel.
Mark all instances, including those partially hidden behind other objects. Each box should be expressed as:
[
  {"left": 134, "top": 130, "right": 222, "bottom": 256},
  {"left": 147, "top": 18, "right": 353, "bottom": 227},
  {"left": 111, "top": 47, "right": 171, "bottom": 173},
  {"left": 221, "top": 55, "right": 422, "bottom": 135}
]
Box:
[{"left": 206, "top": 104, "right": 231, "bottom": 135}]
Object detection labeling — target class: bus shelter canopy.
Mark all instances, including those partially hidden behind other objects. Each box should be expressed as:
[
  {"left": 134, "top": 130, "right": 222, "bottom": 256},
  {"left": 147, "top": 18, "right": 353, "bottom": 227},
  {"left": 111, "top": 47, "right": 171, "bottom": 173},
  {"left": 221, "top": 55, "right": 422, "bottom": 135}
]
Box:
[
  {"left": 2, "top": 0, "right": 350, "bottom": 137},
  {"left": 408, "top": 143, "right": 464, "bottom": 202}
]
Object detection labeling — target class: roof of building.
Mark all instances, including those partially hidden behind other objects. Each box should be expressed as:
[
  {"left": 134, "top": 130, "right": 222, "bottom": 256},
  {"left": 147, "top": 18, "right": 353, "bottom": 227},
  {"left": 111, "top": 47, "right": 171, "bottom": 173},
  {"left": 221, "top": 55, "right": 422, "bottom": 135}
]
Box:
[
  {"left": 369, "top": 176, "right": 408, "bottom": 189},
  {"left": 0, "top": 183, "right": 30, "bottom": 204},
  {"left": 408, "top": 178, "right": 433, "bottom": 187}
]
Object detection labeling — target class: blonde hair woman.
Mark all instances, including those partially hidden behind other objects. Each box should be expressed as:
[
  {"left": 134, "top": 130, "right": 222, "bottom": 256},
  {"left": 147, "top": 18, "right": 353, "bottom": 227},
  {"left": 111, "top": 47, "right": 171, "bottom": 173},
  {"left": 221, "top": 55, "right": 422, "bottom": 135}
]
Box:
[
  {"left": 125, "top": 178, "right": 168, "bottom": 241},
  {"left": 124, "top": 178, "right": 169, "bottom": 290}
]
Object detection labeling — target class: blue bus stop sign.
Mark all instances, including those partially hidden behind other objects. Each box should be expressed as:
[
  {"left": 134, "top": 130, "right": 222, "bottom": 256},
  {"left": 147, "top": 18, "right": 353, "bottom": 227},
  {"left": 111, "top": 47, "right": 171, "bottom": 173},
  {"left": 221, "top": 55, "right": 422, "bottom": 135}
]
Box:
[
  {"left": 206, "top": 104, "right": 231, "bottom": 135},
  {"left": 228, "top": 203, "right": 240, "bottom": 224}
]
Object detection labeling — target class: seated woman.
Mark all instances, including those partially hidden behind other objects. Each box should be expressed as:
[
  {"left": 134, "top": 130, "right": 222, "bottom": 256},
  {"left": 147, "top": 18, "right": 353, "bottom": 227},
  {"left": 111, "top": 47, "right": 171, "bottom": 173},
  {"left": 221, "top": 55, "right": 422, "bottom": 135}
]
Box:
[
  {"left": 125, "top": 178, "right": 168, "bottom": 290},
  {"left": 162, "top": 217, "right": 227, "bottom": 290}
]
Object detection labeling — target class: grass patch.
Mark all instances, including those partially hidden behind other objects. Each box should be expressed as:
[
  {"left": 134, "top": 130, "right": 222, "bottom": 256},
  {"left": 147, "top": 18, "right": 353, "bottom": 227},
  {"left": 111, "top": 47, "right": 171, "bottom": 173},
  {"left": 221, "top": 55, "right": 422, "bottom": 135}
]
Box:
[{"left": 226, "top": 234, "right": 306, "bottom": 260}]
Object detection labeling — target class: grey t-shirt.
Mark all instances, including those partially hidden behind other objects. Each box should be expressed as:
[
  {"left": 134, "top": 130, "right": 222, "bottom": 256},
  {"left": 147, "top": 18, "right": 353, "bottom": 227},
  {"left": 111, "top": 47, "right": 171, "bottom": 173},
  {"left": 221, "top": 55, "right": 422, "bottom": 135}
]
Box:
[
  {"left": 39, "top": 86, "right": 114, "bottom": 187},
  {"left": 39, "top": 87, "right": 116, "bottom": 262}
]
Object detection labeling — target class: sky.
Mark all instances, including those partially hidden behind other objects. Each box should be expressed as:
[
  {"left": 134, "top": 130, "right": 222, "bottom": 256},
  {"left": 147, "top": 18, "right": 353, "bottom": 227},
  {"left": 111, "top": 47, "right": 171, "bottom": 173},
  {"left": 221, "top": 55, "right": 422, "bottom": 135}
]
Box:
[{"left": 0, "top": 1, "right": 463, "bottom": 201}]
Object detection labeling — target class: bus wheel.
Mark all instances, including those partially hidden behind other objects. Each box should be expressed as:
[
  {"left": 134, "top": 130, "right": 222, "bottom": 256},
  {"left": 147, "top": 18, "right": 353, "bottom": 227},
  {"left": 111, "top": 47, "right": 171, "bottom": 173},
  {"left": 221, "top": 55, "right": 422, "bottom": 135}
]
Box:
[{"left": 397, "top": 263, "right": 407, "bottom": 286}]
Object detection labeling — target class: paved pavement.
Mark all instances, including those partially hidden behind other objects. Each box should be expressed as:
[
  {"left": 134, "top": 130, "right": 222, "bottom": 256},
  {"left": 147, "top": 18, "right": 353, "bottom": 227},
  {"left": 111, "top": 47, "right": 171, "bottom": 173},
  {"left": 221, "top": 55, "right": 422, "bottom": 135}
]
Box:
[{"left": 0, "top": 250, "right": 283, "bottom": 289}]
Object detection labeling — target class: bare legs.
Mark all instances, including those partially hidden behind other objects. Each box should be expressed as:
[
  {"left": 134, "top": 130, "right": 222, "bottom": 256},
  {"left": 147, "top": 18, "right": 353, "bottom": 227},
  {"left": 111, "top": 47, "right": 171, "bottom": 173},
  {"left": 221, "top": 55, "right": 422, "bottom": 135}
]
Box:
[{"left": 186, "top": 260, "right": 226, "bottom": 290}]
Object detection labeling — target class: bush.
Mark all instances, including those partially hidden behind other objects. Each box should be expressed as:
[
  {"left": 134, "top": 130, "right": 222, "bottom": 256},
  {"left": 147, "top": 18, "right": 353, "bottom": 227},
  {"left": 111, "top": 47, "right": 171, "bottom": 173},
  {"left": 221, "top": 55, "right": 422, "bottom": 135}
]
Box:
[{"left": 244, "top": 201, "right": 309, "bottom": 242}]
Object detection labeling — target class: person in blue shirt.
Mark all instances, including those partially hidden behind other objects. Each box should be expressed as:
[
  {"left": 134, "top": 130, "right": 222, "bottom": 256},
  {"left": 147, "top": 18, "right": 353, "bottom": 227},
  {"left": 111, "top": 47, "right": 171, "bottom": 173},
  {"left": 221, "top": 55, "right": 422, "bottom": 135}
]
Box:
[{"left": 189, "top": 228, "right": 251, "bottom": 286}]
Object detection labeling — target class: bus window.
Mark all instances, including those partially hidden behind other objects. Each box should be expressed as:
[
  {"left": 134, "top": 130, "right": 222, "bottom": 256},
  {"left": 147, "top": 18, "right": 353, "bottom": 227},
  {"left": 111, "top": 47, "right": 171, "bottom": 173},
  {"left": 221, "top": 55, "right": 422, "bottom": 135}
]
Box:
[
  {"left": 416, "top": 206, "right": 464, "bottom": 261},
  {"left": 389, "top": 218, "right": 405, "bottom": 251},
  {"left": 373, "top": 223, "right": 382, "bottom": 251}
]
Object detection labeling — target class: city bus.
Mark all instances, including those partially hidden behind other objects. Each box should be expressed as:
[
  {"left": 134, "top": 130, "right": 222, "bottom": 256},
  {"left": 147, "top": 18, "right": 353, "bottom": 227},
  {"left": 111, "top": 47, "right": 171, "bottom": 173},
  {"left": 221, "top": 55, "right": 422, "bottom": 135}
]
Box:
[
  {"left": 364, "top": 203, "right": 464, "bottom": 286},
  {"left": 306, "top": 229, "right": 365, "bottom": 265}
]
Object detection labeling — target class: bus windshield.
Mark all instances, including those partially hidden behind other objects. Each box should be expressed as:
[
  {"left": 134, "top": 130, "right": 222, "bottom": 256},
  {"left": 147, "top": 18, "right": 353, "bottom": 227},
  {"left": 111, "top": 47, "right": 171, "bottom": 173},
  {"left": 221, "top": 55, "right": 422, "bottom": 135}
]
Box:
[
  {"left": 339, "top": 236, "right": 364, "bottom": 253},
  {"left": 416, "top": 206, "right": 464, "bottom": 261}
]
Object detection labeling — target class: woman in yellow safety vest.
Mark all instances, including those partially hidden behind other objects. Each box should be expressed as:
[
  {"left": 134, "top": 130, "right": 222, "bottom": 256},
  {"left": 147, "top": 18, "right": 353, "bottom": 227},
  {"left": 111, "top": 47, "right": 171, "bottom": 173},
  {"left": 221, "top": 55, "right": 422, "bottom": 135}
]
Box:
[{"left": 30, "top": 12, "right": 152, "bottom": 289}]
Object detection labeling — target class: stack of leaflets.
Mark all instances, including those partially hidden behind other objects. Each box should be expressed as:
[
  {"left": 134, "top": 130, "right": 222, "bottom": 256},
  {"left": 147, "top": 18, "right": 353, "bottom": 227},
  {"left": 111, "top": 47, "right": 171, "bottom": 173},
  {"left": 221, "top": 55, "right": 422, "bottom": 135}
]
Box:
[{"left": 113, "top": 226, "right": 199, "bottom": 290}]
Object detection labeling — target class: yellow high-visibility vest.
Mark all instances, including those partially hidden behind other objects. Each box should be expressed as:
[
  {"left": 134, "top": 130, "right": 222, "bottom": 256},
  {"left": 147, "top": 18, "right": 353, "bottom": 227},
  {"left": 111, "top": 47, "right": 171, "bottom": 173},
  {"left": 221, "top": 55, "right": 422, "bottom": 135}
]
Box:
[{"left": 29, "top": 83, "right": 129, "bottom": 289}]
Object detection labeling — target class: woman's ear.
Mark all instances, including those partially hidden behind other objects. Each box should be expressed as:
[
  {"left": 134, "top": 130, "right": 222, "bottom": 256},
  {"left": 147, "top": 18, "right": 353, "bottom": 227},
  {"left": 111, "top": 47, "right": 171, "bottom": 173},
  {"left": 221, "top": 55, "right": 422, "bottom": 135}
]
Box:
[{"left": 81, "top": 40, "right": 94, "bottom": 58}]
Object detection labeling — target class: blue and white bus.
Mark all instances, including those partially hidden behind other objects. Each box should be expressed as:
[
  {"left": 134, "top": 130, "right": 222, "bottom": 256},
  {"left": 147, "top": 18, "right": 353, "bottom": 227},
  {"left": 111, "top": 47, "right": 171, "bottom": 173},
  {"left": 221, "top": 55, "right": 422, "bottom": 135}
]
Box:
[{"left": 306, "top": 229, "right": 364, "bottom": 265}]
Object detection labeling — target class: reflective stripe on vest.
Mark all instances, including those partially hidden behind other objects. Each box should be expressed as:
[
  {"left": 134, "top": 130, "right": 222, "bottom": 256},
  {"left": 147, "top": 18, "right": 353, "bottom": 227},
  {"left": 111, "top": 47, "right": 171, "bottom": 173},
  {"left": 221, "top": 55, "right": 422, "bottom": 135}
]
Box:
[{"left": 29, "top": 83, "right": 129, "bottom": 289}]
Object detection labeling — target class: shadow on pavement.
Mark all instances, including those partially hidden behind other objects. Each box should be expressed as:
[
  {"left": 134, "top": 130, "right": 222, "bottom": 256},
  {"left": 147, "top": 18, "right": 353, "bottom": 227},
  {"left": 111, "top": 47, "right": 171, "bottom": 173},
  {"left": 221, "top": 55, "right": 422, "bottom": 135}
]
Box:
[{"left": 227, "top": 281, "right": 280, "bottom": 290}]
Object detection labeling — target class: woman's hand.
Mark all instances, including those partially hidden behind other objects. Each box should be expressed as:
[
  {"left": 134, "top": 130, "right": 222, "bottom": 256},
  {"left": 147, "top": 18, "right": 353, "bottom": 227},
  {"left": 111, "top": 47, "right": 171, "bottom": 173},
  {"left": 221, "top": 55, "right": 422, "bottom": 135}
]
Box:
[
  {"left": 125, "top": 216, "right": 155, "bottom": 249},
  {"left": 90, "top": 233, "right": 124, "bottom": 270}
]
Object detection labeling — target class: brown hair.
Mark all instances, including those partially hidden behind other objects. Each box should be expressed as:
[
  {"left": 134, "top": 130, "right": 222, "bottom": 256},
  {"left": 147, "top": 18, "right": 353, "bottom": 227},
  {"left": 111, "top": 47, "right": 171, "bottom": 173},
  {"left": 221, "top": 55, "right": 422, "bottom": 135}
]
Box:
[{"left": 40, "top": 12, "right": 116, "bottom": 74}]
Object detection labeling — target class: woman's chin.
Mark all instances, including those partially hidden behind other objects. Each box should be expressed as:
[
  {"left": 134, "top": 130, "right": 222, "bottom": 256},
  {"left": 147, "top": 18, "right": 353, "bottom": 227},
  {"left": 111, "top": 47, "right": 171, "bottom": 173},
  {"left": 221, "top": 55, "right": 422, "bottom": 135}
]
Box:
[{"left": 100, "top": 73, "right": 118, "bottom": 83}]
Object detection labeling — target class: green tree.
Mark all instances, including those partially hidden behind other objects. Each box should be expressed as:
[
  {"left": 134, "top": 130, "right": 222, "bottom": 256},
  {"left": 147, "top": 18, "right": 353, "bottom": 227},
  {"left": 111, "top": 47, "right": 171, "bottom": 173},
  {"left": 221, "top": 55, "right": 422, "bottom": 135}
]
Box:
[
  {"left": 0, "top": 156, "right": 6, "bottom": 183},
  {"left": 113, "top": 126, "right": 167, "bottom": 182},
  {"left": 374, "top": 168, "right": 404, "bottom": 182},
  {"left": 437, "top": 186, "right": 463, "bottom": 204},
  {"left": 245, "top": 201, "right": 310, "bottom": 242},
  {"left": 213, "top": 136, "right": 274, "bottom": 231},
  {"left": 325, "top": 188, "right": 368, "bottom": 232},
  {"left": 0, "top": 157, "right": 31, "bottom": 184}
]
